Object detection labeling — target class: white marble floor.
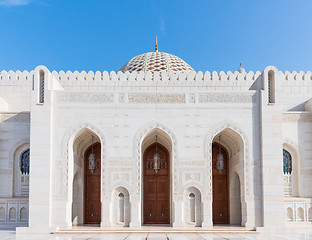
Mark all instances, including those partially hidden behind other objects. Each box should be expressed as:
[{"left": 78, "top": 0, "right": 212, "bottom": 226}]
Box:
[{"left": 2, "top": 231, "right": 312, "bottom": 240}]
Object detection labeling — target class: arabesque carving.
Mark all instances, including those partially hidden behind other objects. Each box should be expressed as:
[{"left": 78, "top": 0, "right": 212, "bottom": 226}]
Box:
[
  {"left": 199, "top": 93, "right": 255, "bottom": 103},
  {"left": 128, "top": 93, "right": 185, "bottom": 104},
  {"left": 58, "top": 93, "right": 114, "bottom": 103}
]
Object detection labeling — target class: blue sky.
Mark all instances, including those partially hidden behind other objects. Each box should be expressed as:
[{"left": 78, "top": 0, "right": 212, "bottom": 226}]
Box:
[{"left": 0, "top": 0, "right": 311, "bottom": 73}]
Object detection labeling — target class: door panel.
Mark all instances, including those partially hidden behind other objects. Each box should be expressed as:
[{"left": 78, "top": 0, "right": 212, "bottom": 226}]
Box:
[
  {"left": 143, "top": 143, "right": 170, "bottom": 224},
  {"left": 212, "top": 143, "right": 229, "bottom": 224},
  {"left": 84, "top": 143, "right": 101, "bottom": 224}
]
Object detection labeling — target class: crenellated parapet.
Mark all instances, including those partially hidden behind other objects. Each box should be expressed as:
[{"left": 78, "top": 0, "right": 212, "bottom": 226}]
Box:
[
  {"left": 0, "top": 67, "right": 311, "bottom": 88},
  {"left": 0, "top": 70, "right": 33, "bottom": 86},
  {"left": 51, "top": 70, "right": 262, "bottom": 88},
  {"left": 279, "top": 71, "right": 312, "bottom": 86}
]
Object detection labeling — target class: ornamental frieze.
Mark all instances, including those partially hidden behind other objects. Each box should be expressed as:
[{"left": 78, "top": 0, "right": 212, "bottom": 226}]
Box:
[
  {"left": 57, "top": 92, "right": 114, "bottom": 103},
  {"left": 199, "top": 93, "right": 255, "bottom": 103},
  {"left": 128, "top": 93, "right": 185, "bottom": 104}
]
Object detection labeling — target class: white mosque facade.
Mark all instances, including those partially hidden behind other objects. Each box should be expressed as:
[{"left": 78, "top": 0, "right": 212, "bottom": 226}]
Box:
[{"left": 0, "top": 49, "right": 312, "bottom": 232}]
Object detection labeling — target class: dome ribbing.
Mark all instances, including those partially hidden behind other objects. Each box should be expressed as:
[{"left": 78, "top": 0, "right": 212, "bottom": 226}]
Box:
[{"left": 118, "top": 52, "right": 194, "bottom": 73}]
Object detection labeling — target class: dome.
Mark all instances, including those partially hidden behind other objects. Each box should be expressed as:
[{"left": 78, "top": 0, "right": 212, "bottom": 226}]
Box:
[{"left": 118, "top": 52, "right": 195, "bottom": 73}]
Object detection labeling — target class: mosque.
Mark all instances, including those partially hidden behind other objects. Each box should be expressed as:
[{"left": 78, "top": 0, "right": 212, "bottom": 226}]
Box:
[{"left": 0, "top": 42, "right": 312, "bottom": 232}]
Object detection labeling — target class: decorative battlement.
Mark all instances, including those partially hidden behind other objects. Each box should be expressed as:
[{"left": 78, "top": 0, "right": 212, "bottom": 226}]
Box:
[
  {"left": 280, "top": 71, "right": 312, "bottom": 84},
  {"left": 52, "top": 70, "right": 261, "bottom": 87},
  {"left": 0, "top": 68, "right": 311, "bottom": 88},
  {"left": 0, "top": 70, "right": 33, "bottom": 85}
]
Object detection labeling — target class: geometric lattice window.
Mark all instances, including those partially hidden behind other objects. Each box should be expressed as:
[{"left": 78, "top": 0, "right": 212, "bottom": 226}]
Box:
[
  {"left": 283, "top": 149, "right": 292, "bottom": 174},
  {"left": 21, "top": 149, "right": 30, "bottom": 174}
]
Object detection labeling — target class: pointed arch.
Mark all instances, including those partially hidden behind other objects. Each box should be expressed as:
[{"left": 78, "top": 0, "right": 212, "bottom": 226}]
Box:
[
  {"left": 10, "top": 139, "right": 30, "bottom": 197},
  {"left": 20, "top": 207, "right": 27, "bottom": 222},
  {"left": 9, "top": 137, "right": 30, "bottom": 169},
  {"left": 9, "top": 207, "right": 16, "bottom": 221},
  {"left": 111, "top": 186, "right": 131, "bottom": 227},
  {"left": 134, "top": 121, "right": 177, "bottom": 225},
  {"left": 62, "top": 122, "right": 106, "bottom": 226},
  {"left": 283, "top": 140, "right": 300, "bottom": 197},
  {"left": 62, "top": 122, "right": 106, "bottom": 194},
  {"left": 133, "top": 121, "right": 178, "bottom": 196},
  {"left": 183, "top": 186, "right": 203, "bottom": 227},
  {"left": 204, "top": 120, "right": 250, "bottom": 197},
  {"left": 111, "top": 182, "right": 133, "bottom": 196},
  {"left": 205, "top": 120, "right": 250, "bottom": 226}
]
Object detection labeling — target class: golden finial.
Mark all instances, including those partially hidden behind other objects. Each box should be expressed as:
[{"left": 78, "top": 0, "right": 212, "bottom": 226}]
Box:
[{"left": 155, "top": 35, "right": 158, "bottom": 52}]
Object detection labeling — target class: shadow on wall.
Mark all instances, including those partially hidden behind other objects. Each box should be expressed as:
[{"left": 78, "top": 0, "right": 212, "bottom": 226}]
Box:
[{"left": 1, "top": 112, "right": 30, "bottom": 123}]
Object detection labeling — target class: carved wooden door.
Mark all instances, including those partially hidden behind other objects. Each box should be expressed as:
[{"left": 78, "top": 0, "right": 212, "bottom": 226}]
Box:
[
  {"left": 84, "top": 142, "right": 101, "bottom": 224},
  {"left": 143, "top": 143, "right": 170, "bottom": 224},
  {"left": 212, "top": 142, "right": 229, "bottom": 224}
]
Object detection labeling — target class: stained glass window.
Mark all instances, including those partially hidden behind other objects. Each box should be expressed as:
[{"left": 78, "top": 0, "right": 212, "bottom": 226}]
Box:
[
  {"left": 283, "top": 149, "right": 292, "bottom": 174},
  {"left": 21, "top": 149, "right": 30, "bottom": 174}
]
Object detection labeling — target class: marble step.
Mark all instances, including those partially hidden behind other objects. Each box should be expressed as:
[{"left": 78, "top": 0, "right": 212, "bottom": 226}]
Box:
[{"left": 54, "top": 227, "right": 258, "bottom": 234}]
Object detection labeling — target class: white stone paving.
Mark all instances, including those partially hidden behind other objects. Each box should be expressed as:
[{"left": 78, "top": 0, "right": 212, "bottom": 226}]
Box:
[{"left": 1, "top": 231, "right": 312, "bottom": 240}]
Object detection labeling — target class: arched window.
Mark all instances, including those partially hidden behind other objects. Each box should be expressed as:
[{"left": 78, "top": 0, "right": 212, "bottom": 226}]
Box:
[
  {"left": 189, "top": 193, "right": 195, "bottom": 224},
  {"left": 268, "top": 70, "right": 275, "bottom": 104},
  {"left": 21, "top": 149, "right": 30, "bottom": 175},
  {"left": 283, "top": 149, "right": 292, "bottom": 196},
  {"left": 118, "top": 193, "right": 125, "bottom": 224},
  {"left": 39, "top": 70, "right": 45, "bottom": 103},
  {"left": 283, "top": 149, "right": 292, "bottom": 174}
]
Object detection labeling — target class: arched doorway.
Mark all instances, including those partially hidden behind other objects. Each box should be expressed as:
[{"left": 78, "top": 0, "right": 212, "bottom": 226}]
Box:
[
  {"left": 84, "top": 142, "right": 101, "bottom": 224},
  {"left": 143, "top": 142, "right": 170, "bottom": 224},
  {"left": 212, "top": 142, "right": 229, "bottom": 224}
]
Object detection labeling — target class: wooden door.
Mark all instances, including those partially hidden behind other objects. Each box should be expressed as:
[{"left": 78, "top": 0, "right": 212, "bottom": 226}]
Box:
[
  {"left": 212, "top": 143, "right": 229, "bottom": 224},
  {"left": 84, "top": 142, "right": 101, "bottom": 224},
  {"left": 143, "top": 143, "right": 170, "bottom": 224}
]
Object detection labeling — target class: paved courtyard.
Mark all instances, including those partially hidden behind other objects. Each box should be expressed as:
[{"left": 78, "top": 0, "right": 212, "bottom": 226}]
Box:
[{"left": 2, "top": 231, "right": 312, "bottom": 240}]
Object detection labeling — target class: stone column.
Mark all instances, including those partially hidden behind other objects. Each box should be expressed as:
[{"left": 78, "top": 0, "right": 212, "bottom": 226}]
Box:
[
  {"left": 130, "top": 195, "right": 140, "bottom": 227},
  {"left": 101, "top": 199, "right": 110, "bottom": 227},
  {"left": 201, "top": 195, "right": 213, "bottom": 228},
  {"left": 242, "top": 199, "right": 256, "bottom": 228},
  {"left": 172, "top": 196, "right": 184, "bottom": 227}
]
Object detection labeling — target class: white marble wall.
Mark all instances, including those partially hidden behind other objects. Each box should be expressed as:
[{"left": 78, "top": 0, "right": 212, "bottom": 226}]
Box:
[
  {"left": 23, "top": 65, "right": 259, "bottom": 231},
  {"left": 1, "top": 65, "right": 312, "bottom": 232}
]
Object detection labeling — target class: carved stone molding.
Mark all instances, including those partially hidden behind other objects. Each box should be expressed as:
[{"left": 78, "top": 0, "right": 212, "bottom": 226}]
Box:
[
  {"left": 199, "top": 93, "right": 255, "bottom": 103},
  {"left": 0, "top": 113, "right": 30, "bottom": 123},
  {"left": 204, "top": 120, "right": 251, "bottom": 197},
  {"left": 133, "top": 122, "right": 179, "bottom": 195},
  {"left": 58, "top": 92, "right": 114, "bottom": 103},
  {"left": 182, "top": 172, "right": 202, "bottom": 185},
  {"left": 128, "top": 93, "right": 185, "bottom": 104},
  {"left": 60, "top": 123, "right": 106, "bottom": 201}
]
